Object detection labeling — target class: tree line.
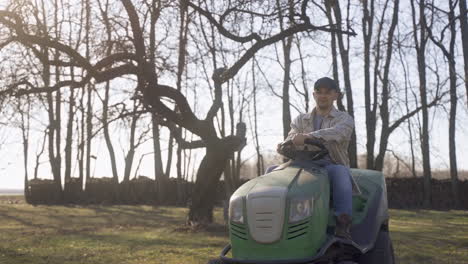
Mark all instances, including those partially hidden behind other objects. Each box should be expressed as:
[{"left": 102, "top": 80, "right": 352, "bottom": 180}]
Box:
[{"left": 0, "top": 0, "right": 466, "bottom": 225}]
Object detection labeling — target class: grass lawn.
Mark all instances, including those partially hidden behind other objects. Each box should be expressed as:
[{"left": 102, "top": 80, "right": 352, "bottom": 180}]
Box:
[{"left": 0, "top": 195, "right": 467, "bottom": 264}]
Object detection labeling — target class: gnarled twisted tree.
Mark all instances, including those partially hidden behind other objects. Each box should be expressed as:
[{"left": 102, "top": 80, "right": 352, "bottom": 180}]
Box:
[{"left": 0, "top": 0, "right": 356, "bottom": 224}]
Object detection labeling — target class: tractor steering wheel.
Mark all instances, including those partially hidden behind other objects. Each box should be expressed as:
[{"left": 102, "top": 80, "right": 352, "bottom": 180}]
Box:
[{"left": 278, "top": 138, "right": 329, "bottom": 161}]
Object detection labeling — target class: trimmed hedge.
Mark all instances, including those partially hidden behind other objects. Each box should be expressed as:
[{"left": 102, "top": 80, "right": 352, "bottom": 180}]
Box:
[
  {"left": 386, "top": 177, "right": 468, "bottom": 209},
  {"left": 28, "top": 179, "right": 62, "bottom": 204},
  {"left": 25, "top": 176, "right": 468, "bottom": 209}
]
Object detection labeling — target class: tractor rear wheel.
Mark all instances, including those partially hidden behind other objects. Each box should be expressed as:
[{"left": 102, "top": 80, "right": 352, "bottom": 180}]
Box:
[
  {"left": 207, "top": 258, "right": 224, "bottom": 264},
  {"left": 358, "top": 230, "right": 395, "bottom": 264}
]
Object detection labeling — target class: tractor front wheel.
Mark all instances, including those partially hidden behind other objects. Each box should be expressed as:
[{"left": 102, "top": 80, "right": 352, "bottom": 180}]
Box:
[{"left": 358, "top": 229, "right": 395, "bottom": 264}]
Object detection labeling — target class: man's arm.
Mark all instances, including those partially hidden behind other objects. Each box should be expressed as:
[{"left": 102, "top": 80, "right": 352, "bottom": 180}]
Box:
[
  {"left": 306, "top": 114, "right": 354, "bottom": 143},
  {"left": 285, "top": 114, "right": 303, "bottom": 141}
]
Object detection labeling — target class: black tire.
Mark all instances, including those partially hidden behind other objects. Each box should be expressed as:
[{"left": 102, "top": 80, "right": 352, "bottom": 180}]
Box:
[
  {"left": 359, "top": 230, "right": 395, "bottom": 264},
  {"left": 207, "top": 258, "right": 224, "bottom": 264}
]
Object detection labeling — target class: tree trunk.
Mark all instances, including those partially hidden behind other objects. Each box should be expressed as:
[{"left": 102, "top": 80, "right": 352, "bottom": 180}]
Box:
[
  {"left": 252, "top": 59, "right": 263, "bottom": 176},
  {"left": 100, "top": 1, "right": 119, "bottom": 184},
  {"left": 459, "top": 0, "right": 468, "bottom": 103},
  {"left": 34, "top": 129, "right": 48, "bottom": 180},
  {"left": 85, "top": 0, "right": 92, "bottom": 184},
  {"left": 188, "top": 142, "right": 232, "bottom": 225},
  {"left": 418, "top": 3, "right": 432, "bottom": 209},
  {"left": 165, "top": 136, "right": 174, "bottom": 179},
  {"left": 103, "top": 81, "right": 119, "bottom": 183},
  {"left": 175, "top": 0, "right": 189, "bottom": 204},
  {"left": 295, "top": 38, "right": 310, "bottom": 113},
  {"left": 19, "top": 98, "right": 30, "bottom": 202},
  {"left": 448, "top": 63, "right": 459, "bottom": 207},
  {"left": 281, "top": 36, "right": 293, "bottom": 140},
  {"left": 45, "top": 61, "right": 61, "bottom": 188},
  {"left": 78, "top": 87, "right": 85, "bottom": 186},
  {"left": 447, "top": 0, "right": 459, "bottom": 208},
  {"left": 401, "top": 50, "right": 417, "bottom": 178},
  {"left": 374, "top": 0, "right": 399, "bottom": 171},
  {"left": 362, "top": 0, "right": 376, "bottom": 169},
  {"left": 332, "top": 0, "right": 357, "bottom": 168},
  {"left": 54, "top": 53, "right": 62, "bottom": 196},
  {"left": 152, "top": 116, "right": 167, "bottom": 204},
  {"left": 411, "top": 0, "right": 432, "bottom": 208},
  {"left": 224, "top": 159, "right": 235, "bottom": 200},
  {"left": 275, "top": 0, "right": 294, "bottom": 140},
  {"left": 146, "top": 0, "right": 166, "bottom": 203},
  {"left": 325, "top": 3, "right": 345, "bottom": 112},
  {"left": 64, "top": 69, "right": 75, "bottom": 191},
  {"left": 85, "top": 84, "right": 93, "bottom": 182},
  {"left": 123, "top": 103, "right": 139, "bottom": 182},
  {"left": 426, "top": 0, "right": 460, "bottom": 208}
]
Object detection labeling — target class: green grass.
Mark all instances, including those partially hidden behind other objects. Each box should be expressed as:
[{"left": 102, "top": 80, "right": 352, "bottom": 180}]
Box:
[
  {"left": 390, "top": 209, "right": 468, "bottom": 264},
  {"left": 0, "top": 196, "right": 467, "bottom": 264}
]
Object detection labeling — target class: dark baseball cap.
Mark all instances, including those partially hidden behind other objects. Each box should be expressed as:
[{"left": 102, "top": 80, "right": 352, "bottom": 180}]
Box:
[{"left": 314, "top": 77, "right": 340, "bottom": 93}]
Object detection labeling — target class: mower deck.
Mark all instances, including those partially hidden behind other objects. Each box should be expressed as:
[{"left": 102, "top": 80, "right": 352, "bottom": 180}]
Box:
[{"left": 218, "top": 236, "right": 364, "bottom": 264}]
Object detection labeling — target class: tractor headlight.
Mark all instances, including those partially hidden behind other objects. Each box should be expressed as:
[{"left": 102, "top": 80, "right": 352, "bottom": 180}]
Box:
[
  {"left": 229, "top": 196, "right": 244, "bottom": 224},
  {"left": 289, "top": 197, "right": 313, "bottom": 223}
]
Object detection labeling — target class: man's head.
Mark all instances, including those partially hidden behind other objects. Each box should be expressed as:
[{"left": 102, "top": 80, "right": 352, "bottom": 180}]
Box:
[{"left": 312, "top": 77, "right": 340, "bottom": 112}]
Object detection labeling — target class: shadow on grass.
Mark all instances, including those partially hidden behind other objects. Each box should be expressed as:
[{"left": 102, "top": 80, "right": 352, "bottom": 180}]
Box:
[
  {"left": 0, "top": 204, "right": 228, "bottom": 239},
  {"left": 0, "top": 205, "right": 182, "bottom": 228},
  {"left": 0, "top": 207, "right": 49, "bottom": 229},
  {"left": 0, "top": 246, "right": 72, "bottom": 264}
]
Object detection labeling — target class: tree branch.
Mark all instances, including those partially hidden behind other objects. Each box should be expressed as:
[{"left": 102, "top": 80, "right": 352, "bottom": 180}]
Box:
[
  {"left": 205, "top": 68, "right": 225, "bottom": 121},
  {"left": 159, "top": 118, "right": 207, "bottom": 149},
  {"left": 388, "top": 91, "right": 449, "bottom": 133},
  {"left": 186, "top": 0, "right": 262, "bottom": 43}
]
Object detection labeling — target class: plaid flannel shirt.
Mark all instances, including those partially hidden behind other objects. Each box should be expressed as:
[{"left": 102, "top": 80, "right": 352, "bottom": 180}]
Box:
[{"left": 286, "top": 106, "right": 354, "bottom": 167}]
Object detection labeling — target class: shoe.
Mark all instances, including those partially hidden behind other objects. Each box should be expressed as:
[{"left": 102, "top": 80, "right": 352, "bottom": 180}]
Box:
[{"left": 335, "top": 213, "right": 352, "bottom": 240}]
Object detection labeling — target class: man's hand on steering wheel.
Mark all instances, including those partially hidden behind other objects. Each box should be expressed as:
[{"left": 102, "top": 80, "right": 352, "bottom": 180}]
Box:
[
  {"left": 293, "top": 134, "right": 321, "bottom": 146},
  {"left": 292, "top": 133, "right": 308, "bottom": 146},
  {"left": 293, "top": 135, "right": 326, "bottom": 153},
  {"left": 276, "top": 139, "right": 295, "bottom": 158}
]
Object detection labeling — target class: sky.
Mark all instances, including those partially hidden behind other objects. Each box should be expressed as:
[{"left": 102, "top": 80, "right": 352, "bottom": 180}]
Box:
[{"left": 1, "top": 77, "right": 467, "bottom": 190}]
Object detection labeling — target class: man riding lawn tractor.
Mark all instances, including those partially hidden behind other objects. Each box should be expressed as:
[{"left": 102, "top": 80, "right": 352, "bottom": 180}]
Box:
[{"left": 208, "top": 77, "right": 395, "bottom": 264}]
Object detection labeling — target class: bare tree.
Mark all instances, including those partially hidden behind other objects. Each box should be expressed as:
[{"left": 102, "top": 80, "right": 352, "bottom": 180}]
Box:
[
  {"left": 123, "top": 101, "right": 149, "bottom": 183},
  {"left": 325, "top": 1, "right": 345, "bottom": 112},
  {"left": 411, "top": 0, "right": 432, "bottom": 207},
  {"left": 32, "top": 0, "right": 62, "bottom": 190},
  {"left": 277, "top": 0, "right": 294, "bottom": 140},
  {"left": 397, "top": 36, "right": 418, "bottom": 178},
  {"left": 144, "top": 0, "right": 168, "bottom": 203},
  {"left": 459, "top": 0, "right": 468, "bottom": 103},
  {"left": 34, "top": 128, "right": 48, "bottom": 180},
  {"left": 374, "top": 0, "right": 400, "bottom": 171},
  {"left": 63, "top": 68, "right": 76, "bottom": 192},
  {"left": 16, "top": 96, "right": 31, "bottom": 198},
  {"left": 176, "top": 0, "right": 191, "bottom": 204},
  {"left": 64, "top": 4, "right": 81, "bottom": 192},
  {"left": 250, "top": 57, "right": 264, "bottom": 176},
  {"left": 329, "top": 0, "right": 358, "bottom": 168},
  {"left": 361, "top": 0, "right": 376, "bottom": 169},
  {"left": 85, "top": 0, "right": 93, "bottom": 185},
  {"left": 426, "top": 0, "right": 460, "bottom": 207},
  {"left": 98, "top": 0, "right": 119, "bottom": 184}
]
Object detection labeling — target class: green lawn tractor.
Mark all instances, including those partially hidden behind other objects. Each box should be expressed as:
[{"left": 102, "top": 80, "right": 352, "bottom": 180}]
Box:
[{"left": 209, "top": 139, "right": 394, "bottom": 264}]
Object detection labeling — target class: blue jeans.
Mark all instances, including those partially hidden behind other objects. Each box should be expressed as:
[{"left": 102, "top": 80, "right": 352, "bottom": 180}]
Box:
[{"left": 265, "top": 159, "right": 352, "bottom": 216}]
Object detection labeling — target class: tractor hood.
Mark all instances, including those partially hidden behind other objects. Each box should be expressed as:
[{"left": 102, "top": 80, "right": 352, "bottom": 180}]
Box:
[
  {"left": 230, "top": 166, "right": 302, "bottom": 244},
  {"left": 231, "top": 166, "right": 302, "bottom": 198},
  {"left": 229, "top": 162, "right": 330, "bottom": 255},
  {"left": 231, "top": 163, "right": 328, "bottom": 204}
]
